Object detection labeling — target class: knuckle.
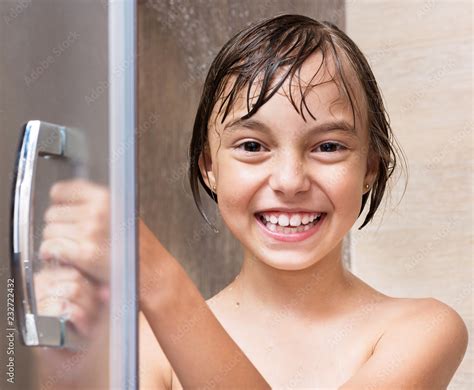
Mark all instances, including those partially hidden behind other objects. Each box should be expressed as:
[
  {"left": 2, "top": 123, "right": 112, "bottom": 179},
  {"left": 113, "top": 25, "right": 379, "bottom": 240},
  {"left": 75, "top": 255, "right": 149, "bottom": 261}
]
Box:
[
  {"left": 49, "top": 183, "right": 60, "bottom": 198},
  {"left": 83, "top": 222, "right": 97, "bottom": 238},
  {"left": 80, "top": 241, "right": 98, "bottom": 262},
  {"left": 94, "top": 188, "right": 110, "bottom": 211},
  {"left": 95, "top": 206, "right": 109, "bottom": 225},
  {"left": 72, "top": 308, "right": 84, "bottom": 322},
  {"left": 42, "top": 224, "right": 52, "bottom": 239},
  {"left": 43, "top": 207, "right": 53, "bottom": 222},
  {"left": 68, "top": 268, "right": 83, "bottom": 284},
  {"left": 57, "top": 204, "right": 70, "bottom": 218},
  {"left": 38, "top": 241, "right": 49, "bottom": 256},
  {"left": 69, "top": 283, "right": 82, "bottom": 300}
]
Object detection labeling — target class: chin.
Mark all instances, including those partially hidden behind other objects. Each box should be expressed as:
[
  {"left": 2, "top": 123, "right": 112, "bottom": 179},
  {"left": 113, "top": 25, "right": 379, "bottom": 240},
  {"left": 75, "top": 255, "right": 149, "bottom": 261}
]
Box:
[{"left": 255, "top": 251, "right": 326, "bottom": 271}]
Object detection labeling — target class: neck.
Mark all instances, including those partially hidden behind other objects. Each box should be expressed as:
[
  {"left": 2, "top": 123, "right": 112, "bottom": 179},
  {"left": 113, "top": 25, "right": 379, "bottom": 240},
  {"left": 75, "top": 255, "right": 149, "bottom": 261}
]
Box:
[{"left": 231, "top": 240, "right": 356, "bottom": 322}]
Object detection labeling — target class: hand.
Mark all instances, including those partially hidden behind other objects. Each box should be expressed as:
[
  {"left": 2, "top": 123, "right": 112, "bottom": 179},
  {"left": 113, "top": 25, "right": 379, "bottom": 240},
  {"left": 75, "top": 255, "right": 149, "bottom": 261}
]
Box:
[
  {"left": 34, "top": 264, "right": 109, "bottom": 337},
  {"left": 39, "top": 178, "right": 110, "bottom": 283},
  {"left": 34, "top": 179, "right": 111, "bottom": 385},
  {"left": 33, "top": 264, "right": 109, "bottom": 388}
]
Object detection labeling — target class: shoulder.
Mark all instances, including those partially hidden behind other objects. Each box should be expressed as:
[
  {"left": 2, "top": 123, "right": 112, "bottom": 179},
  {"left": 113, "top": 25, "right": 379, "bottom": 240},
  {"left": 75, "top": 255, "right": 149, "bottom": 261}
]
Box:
[
  {"left": 341, "top": 296, "right": 468, "bottom": 389},
  {"left": 384, "top": 297, "right": 469, "bottom": 381},
  {"left": 382, "top": 297, "right": 468, "bottom": 346}
]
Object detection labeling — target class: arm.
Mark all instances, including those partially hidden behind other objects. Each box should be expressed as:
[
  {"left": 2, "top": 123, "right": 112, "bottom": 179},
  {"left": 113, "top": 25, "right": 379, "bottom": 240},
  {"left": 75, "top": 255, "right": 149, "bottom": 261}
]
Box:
[
  {"left": 339, "top": 298, "right": 469, "bottom": 390},
  {"left": 139, "top": 311, "right": 172, "bottom": 389},
  {"left": 139, "top": 218, "right": 271, "bottom": 389}
]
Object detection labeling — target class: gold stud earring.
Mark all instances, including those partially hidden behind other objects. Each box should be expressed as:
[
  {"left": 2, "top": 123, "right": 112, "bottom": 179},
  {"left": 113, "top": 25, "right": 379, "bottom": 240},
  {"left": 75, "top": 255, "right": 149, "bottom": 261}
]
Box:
[{"left": 212, "top": 184, "right": 217, "bottom": 192}]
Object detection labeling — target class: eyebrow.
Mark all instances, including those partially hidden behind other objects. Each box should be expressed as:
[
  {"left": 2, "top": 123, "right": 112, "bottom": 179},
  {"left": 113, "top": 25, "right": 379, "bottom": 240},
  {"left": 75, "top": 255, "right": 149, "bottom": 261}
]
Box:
[{"left": 222, "top": 117, "right": 357, "bottom": 137}]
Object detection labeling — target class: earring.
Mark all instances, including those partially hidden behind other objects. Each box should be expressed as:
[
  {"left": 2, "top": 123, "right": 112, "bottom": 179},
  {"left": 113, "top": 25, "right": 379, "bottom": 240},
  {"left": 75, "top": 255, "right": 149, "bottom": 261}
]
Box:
[
  {"left": 212, "top": 184, "right": 217, "bottom": 192},
  {"left": 365, "top": 183, "right": 370, "bottom": 190}
]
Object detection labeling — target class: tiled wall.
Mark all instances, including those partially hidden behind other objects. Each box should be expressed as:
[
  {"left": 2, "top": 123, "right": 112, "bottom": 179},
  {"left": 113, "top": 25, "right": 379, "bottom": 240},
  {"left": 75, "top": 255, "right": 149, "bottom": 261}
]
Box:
[{"left": 346, "top": 1, "right": 472, "bottom": 387}]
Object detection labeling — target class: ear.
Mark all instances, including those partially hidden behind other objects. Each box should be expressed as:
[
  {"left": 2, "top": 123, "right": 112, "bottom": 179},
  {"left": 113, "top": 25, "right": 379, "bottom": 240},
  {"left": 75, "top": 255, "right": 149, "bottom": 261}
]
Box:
[
  {"left": 364, "top": 149, "right": 379, "bottom": 194},
  {"left": 198, "top": 144, "right": 217, "bottom": 191}
]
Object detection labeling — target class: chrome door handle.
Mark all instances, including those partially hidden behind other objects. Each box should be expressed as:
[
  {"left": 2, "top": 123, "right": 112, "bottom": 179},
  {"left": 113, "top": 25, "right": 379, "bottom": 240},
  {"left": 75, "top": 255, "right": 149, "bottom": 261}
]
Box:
[{"left": 11, "top": 120, "right": 85, "bottom": 348}]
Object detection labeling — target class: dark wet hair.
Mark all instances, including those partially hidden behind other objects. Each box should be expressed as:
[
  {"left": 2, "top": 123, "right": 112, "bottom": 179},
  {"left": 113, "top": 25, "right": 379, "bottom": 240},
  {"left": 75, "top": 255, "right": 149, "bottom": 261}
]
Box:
[{"left": 188, "top": 14, "right": 406, "bottom": 231}]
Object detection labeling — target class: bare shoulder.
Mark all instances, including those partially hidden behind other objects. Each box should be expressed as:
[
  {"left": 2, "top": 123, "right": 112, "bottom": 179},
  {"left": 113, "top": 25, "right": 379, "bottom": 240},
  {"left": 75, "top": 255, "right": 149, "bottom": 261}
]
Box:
[
  {"left": 341, "top": 295, "right": 469, "bottom": 389},
  {"left": 347, "top": 274, "right": 468, "bottom": 343},
  {"left": 376, "top": 295, "right": 468, "bottom": 347},
  {"left": 139, "top": 311, "right": 172, "bottom": 389}
]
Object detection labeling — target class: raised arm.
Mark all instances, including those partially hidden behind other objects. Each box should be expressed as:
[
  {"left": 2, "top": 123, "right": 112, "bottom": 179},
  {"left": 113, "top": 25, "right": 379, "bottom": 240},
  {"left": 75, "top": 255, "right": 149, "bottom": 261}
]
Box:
[{"left": 139, "top": 218, "right": 271, "bottom": 389}]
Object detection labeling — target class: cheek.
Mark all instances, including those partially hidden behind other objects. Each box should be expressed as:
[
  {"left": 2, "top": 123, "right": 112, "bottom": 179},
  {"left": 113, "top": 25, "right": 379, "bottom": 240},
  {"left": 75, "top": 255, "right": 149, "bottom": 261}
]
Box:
[
  {"left": 217, "top": 161, "right": 261, "bottom": 214},
  {"left": 319, "top": 161, "right": 365, "bottom": 215}
]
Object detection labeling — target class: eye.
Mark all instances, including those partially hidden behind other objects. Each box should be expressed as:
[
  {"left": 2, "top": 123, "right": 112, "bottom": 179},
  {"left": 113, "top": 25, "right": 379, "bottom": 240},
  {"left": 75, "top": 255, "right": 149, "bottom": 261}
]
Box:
[
  {"left": 234, "top": 141, "right": 265, "bottom": 153},
  {"left": 314, "top": 142, "right": 347, "bottom": 153}
]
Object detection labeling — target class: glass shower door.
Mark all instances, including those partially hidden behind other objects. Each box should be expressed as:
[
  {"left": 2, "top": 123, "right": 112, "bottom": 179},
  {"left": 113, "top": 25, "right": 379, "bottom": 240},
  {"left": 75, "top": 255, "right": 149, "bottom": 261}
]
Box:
[{"left": 0, "top": 0, "right": 137, "bottom": 388}]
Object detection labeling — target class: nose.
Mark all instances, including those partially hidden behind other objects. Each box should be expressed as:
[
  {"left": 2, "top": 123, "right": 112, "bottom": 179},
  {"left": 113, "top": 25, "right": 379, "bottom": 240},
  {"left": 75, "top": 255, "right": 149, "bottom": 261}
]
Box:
[{"left": 268, "top": 150, "right": 311, "bottom": 197}]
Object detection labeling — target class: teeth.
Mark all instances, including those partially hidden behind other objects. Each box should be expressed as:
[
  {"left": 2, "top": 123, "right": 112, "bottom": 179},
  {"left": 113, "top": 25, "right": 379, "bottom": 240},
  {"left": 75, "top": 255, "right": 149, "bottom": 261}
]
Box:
[
  {"left": 278, "top": 214, "right": 290, "bottom": 227},
  {"left": 257, "top": 211, "right": 323, "bottom": 233},
  {"left": 289, "top": 214, "right": 301, "bottom": 227},
  {"left": 259, "top": 212, "right": 322, "bottom": 227}
]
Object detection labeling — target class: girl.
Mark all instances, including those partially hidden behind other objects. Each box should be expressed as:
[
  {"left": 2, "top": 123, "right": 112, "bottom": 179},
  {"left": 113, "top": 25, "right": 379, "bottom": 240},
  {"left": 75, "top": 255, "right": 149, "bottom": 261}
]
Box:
[
  {"left": 139, "top": 14, "right": 468, "bottom": 389},
  {"left": 40, "top": 14, "right": 468, "bottom": 389}
]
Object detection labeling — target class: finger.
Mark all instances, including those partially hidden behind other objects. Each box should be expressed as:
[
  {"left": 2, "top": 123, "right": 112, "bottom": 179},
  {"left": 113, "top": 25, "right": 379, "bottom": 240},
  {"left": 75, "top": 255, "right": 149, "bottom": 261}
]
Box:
[
  {"left": 35, "top": 299, "right": 92, "bottom": 339},
  {"left": 39, "top": 237, "right": 80, "bottom": 263},
  {"left": 60, "top": 275, "right": 103, "bottom": 337},
  {"left": 34, "top": 266, "right": 89, "bottom": 302},
  {"left": 53, "top": 281, "right": 100, "bottom": 317},
  {"left": 50, "top": 179, "right": 108, "bottom": 205},
  {"left": 43, "top": 204, "right": 86, "bottom": 224},
  {"left": 41, "top": 220, "right": 107, "bottom": 244},
  {"left": 35, "top": 265, "right": 96, "bottom": 286},
  {"left": 34, "top": 266, "right": 80, "bottom": 294},
  {"left": 36, "top": 296, "right": 67, "bottom": 317},
  {"left": 62, "top": 301, "right": 95, "bottom": 337},
  {"left": 98, "top": 285, "right": 110, "bottom": 304},
  {"left": 38, "top": 238, "right": 108, "bottom": 282},
  {"left": 49, "top": 180, "right": 88, "bottom": 205},
  {"left": 42, "top": 223, "right": 79, "bottom": 241},
  {"left": 34, "top": 268, "right": 105, "bottom": 336}
]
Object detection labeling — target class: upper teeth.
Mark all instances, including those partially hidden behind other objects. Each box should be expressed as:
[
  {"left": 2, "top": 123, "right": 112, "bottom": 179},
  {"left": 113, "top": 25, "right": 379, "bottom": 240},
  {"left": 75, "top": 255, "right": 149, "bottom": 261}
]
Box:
[{"left": 259, "top": 212, "right": 322, "bottom": 227}]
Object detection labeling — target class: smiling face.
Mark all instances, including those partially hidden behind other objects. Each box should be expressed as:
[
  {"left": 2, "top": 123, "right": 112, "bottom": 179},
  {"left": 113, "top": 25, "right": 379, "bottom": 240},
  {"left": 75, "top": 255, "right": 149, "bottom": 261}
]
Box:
[{"left": 199, "top": 50, "right": 377, "bottom": 271}]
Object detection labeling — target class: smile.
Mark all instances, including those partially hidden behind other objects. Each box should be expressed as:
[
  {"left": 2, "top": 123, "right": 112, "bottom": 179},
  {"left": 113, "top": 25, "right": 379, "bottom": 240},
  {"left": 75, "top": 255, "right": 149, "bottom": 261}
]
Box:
[{"left": 254, "top": 212, "right": 326, "bottom": 242}]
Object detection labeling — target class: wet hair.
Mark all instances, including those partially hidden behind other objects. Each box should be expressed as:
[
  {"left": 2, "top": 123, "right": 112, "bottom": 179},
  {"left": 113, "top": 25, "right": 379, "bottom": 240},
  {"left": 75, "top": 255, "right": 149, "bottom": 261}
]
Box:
[{"left": 188, "top": 14, "right": 406, "bottom": 231}]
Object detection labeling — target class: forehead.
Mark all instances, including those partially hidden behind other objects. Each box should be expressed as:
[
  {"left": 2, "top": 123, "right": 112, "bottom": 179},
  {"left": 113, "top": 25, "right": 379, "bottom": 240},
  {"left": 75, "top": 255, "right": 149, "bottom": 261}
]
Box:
[{"left": 209, "top": 48, "right": 367, "bottom": 135}]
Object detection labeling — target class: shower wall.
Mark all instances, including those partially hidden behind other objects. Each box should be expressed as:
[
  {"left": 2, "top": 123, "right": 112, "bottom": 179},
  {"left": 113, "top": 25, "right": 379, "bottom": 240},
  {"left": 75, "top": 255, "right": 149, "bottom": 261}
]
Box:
[
  {"left": 137, "top": 0, "right": 345, "bottom": 298},
  {"left": 347, "top": 1, "right": 472, "bottom": 388}
]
